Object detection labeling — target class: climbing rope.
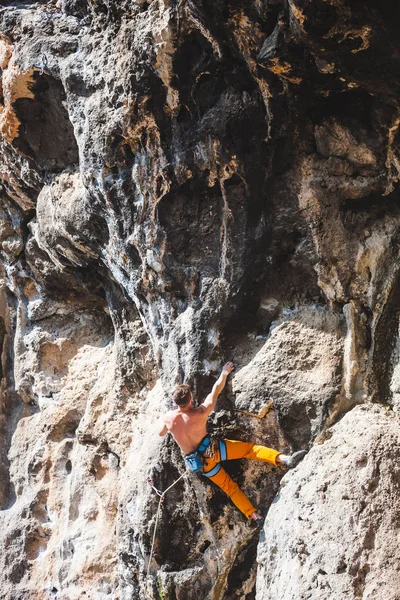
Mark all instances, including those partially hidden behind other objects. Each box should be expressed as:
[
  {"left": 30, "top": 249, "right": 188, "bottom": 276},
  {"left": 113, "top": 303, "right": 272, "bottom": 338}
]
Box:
[{"left": 145, "top": 472, "right": 186, "bottom": 582}]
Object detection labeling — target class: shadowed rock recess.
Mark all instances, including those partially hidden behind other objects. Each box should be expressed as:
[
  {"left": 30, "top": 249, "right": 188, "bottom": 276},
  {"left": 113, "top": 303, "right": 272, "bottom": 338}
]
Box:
[{"left": 0, "top": 1, "right": 399, "bottom": 599}]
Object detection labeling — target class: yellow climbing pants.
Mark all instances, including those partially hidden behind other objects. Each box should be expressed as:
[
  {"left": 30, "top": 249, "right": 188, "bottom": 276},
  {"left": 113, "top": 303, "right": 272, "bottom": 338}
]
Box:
[{"left": 202, "top": 439, "right": 281, "bottom": 519}]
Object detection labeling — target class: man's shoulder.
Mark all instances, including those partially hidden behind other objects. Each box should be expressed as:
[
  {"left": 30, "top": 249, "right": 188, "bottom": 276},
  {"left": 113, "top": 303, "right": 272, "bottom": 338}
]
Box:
[{"left": 163, "top": 408, "right": 179, "bottom": 421}]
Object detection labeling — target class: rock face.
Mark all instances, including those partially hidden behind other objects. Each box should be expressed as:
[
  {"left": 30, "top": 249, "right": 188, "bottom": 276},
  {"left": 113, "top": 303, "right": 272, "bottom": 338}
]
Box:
[
  {"left": 257, "top": 405, "right": 400, "bottom": 600},
  {"left": 0, "top": 1, "right": 399, "bottom": 599}
]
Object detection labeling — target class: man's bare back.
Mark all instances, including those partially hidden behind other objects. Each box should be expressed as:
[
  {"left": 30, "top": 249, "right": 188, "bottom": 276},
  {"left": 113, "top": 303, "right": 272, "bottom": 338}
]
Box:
[
  {"left": 162, "top": 407, "right": 208, "bottom": 454},
  {"left": 158, "top": 362, "right": 234, "bottom": 454}
]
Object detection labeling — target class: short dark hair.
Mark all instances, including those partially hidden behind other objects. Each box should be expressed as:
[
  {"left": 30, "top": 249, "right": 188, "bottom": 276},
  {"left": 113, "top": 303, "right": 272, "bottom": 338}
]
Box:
[{"left": 173, "top": 384, "right": 192, "bottom": 407}]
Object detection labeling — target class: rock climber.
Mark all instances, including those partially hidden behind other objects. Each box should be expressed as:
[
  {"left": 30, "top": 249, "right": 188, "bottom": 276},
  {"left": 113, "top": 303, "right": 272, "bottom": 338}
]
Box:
[{"left": 157, "top": 362, "right": 307, "bottom": 524}]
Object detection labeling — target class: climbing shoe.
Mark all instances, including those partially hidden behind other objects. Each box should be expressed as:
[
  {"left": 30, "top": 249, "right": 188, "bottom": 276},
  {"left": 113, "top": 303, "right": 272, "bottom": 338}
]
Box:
[
  {"left": 250, "top": 510, "right": 264, "bottom": 527},
  {"left": 281, "top": 450, "right": 307, "bottom": 469}
]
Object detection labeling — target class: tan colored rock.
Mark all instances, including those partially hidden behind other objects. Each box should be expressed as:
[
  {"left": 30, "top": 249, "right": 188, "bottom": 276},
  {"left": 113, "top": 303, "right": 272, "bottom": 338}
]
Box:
[
  {"left": 233, "top": 307, "right": 344, "bottom": 447},
  {"left": 0, "top": 58, "right": 35, "bottom": 143},
  {"left": 0, "top": 34, "right": 13, "bottom": 71},
  {"left": 256, "top": 405, "right": 400, "bottom": 600},
  {"left": 315, "top": 119, "right": 377, "bottom": 168},
  {"left": 0, "top": 1, "right": 400, "bottom": 599}
]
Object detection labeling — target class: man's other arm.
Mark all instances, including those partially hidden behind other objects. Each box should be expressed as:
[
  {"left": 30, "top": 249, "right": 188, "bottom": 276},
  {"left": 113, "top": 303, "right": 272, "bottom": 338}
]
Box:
[
  {"left": 157, "top": 415, "right": 168, "bottom": 436},
  {"left": 200, "top": 362, "right": 234, "bottom": 416}
]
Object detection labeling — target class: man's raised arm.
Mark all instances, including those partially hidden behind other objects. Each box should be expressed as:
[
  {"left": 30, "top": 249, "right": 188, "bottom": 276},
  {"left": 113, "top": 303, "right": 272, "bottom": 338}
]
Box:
[{"left": 200, "top": 362, "right": 234, "bottom": 416}]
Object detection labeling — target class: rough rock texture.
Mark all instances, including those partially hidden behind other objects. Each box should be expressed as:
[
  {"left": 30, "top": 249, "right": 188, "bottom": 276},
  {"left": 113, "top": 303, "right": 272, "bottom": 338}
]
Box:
[
  {"left": 232, "top": 307, "right": 344, "bottom": 447},
  {"left": 0, "top": 1, "right": 399, "bottom": 599},
  {"left": 257, "top": 405, "right": 400, "bottom": 600}
]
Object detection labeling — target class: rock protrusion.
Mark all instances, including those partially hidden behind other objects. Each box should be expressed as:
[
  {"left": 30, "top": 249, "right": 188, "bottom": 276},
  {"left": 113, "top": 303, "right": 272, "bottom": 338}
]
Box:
[{"left": 257, "top": 405, "right": 400, "bottom": 600}]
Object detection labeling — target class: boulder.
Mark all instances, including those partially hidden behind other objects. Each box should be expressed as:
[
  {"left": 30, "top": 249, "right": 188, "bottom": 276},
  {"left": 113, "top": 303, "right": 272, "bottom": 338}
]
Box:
[{"left": 257, "top": 405, "right": 400, "bottom": 600}]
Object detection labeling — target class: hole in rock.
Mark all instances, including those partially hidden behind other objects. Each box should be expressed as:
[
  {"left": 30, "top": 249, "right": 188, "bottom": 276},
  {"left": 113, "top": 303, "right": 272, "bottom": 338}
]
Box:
[
  {"left": 26, "top": 530, "right": 49, "bottom": 560},
  {"left": 352, "top": 0, "right": 400, "bottom": 31},
  {"left": 49, "top": 417, "right": 80, "bottom": 443},
  {"left": 9, "top": 561, "right": 27, "bottom": 584},
  {"left": 192, "top": 71, "right": 226, "bottom": 117},
  {"left": 176, "top": 104, "right": 191, "bottom": 124},
  {"left": 59, "top": 0, "right": 88, "bottom": 17},
  {"left": 13, "top": 73, "right": 79, "bottom": 172},
  {"left": 302, "top": 2, "right": 338, "bottom": 36},
  {"left": 125, "top": 242, "right": 141, "bottom": 268},
  {"left": 337, "top": 562, "right": 347, "bottom": 574},
  {"left": 173, "top": 29, "right": 232, "bottom": 119},
  {"left": 106, "top": 135, "right": 135, "bottom": 170},
  {"left": 90, "top": 454, "right": 108, "bottom": 480},
  {"left": 340, "top": 185, "right": 400, "bottom": 235},
  {"left": 308, "top": 88, "right": 375, "bottom": 129},
  {"left": 260, "top": 4, "right": 282, "bottom": 37},
  {"left": 368, "top": 272, "right": 400, "bottom": 405},
  {"left": 198, "top": 539, "right": 211, "bottom": 554},
  {"left": 65, "top": 460, "right": 72, "bottom": 474},
  {"left": 174, "top": 31, "right": 215, "bottom": 85},
  {"left": 225, "top": 536, "right": 258, "bottom": 600},
  {"left": 157, "top": 177, "right": 223, "bottom": 278}
]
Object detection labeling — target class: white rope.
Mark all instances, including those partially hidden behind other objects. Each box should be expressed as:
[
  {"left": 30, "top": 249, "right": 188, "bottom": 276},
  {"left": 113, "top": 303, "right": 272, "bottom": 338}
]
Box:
[{"left": 146, "top": 472, "right": 186, "bottom": 583}]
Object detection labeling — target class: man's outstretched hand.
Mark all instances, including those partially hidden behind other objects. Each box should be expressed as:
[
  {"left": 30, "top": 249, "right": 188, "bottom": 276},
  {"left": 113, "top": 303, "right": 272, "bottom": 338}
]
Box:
[{"left": 201, "top": 361, "right": 235, "bottom": 415}]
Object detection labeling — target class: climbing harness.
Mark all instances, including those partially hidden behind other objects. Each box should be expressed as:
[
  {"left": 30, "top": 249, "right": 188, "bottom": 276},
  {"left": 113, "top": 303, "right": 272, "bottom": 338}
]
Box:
[
  {"left": 145, "top": 472, "right": 186, "bottom": 581},
  {"left": 184, "top": 435, "right": 211, "bottom": 473},
  {"left": 202, "top": 440, "right": 227, "bottom": 478}
]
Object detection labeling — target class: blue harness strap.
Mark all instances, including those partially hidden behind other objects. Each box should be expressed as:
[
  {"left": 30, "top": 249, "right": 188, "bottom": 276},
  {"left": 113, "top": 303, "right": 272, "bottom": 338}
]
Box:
[
  {"left": 184, "top": 435, "right": 211, "bottom": 473},
  {"left": 197, "top": 435, "right": 211, "bottom": 453},
  {"left": 219, "top": 440, "right": 227, "bottom": 461},
  {"left": 203, "top": 463, "right": 221, "bottom": 478},
  {"left": 185, "top": 437, "right": 227, "bottom": 477},
  {"left": 203, "top": 440, "right": 227, "bottom": 478}
]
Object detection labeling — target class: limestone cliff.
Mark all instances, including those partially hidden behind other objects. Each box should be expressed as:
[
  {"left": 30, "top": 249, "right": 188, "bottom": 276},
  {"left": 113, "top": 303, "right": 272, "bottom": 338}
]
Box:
[{"left": 0, "top": 1, "right": 399, "bottom": 599}]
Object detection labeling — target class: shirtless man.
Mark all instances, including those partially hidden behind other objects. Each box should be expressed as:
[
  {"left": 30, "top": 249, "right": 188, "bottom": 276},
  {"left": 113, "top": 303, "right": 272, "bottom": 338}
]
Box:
[{"left": 158, "top": 362, "right": 306, "bottom": 523}]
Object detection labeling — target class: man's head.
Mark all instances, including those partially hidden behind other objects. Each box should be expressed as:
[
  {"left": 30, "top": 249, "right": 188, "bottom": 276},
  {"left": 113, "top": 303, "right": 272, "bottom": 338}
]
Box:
[{"left": 173, "top": 384, "right": 192, "bottom": 408}]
